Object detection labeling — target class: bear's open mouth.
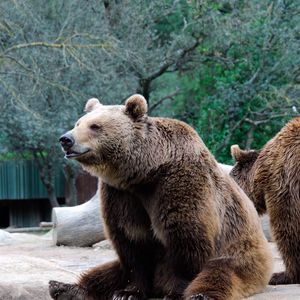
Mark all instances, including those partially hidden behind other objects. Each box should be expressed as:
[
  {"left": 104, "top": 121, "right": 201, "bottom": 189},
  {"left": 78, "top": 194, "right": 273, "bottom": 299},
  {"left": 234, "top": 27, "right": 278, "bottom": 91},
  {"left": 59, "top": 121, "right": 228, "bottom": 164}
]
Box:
[{"left": 65, "top": 149, "right": 90, "bottom": 159}]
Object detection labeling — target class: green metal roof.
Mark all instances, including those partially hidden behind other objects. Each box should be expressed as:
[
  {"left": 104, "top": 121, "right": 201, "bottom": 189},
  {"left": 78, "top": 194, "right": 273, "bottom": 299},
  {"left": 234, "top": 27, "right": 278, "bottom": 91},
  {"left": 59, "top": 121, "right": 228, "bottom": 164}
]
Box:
[{"left": 0, "top": 160, "right": 65, "bottom": 200}]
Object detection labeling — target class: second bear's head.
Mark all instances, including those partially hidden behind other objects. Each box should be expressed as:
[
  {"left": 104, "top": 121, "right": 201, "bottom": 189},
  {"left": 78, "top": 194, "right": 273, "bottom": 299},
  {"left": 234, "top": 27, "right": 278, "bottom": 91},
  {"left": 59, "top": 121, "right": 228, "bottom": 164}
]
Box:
[{"left": 230, "top": 144, "right": 260, "bottom": 187}]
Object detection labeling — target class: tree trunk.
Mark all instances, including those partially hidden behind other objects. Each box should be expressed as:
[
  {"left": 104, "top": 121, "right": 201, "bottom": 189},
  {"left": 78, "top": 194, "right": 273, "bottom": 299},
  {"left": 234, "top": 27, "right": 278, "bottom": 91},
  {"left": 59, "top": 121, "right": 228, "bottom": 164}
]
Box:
[
  {"left": 63, "top": 164, "right": 78, "bottom": 206},
  {"left": 33, "top": 151, "right": 60, "bottom": 207},
  {"left": 137, "top": 78, "right": 151, "bottom": 104},
  {"left": 47, "top": 186, "right": 60, "bottom": 208}
]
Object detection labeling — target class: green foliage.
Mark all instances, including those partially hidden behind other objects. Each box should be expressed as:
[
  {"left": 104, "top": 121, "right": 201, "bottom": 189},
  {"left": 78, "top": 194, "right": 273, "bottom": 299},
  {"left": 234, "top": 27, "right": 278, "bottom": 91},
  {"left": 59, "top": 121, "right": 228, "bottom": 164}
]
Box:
[{"left": 162, "top": 0, "right": 300, "bottom": 163}]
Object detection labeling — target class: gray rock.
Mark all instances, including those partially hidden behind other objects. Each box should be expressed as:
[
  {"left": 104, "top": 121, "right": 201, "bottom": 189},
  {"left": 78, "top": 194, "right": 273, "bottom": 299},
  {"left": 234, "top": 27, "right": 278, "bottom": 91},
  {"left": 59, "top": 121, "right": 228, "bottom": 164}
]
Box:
[{"left": 248, "top": 285, "right": 300, "bottom": 300}]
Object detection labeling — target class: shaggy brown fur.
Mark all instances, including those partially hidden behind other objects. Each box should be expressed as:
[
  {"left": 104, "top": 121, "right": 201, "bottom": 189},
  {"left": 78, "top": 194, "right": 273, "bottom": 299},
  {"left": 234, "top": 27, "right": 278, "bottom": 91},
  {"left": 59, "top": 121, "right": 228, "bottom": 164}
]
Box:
[
  {"left": 50, "top": 94, "right": 272, "bottom": 300},
  {"left": 230, "top": 117, "right": 300, "bottom": 285}
]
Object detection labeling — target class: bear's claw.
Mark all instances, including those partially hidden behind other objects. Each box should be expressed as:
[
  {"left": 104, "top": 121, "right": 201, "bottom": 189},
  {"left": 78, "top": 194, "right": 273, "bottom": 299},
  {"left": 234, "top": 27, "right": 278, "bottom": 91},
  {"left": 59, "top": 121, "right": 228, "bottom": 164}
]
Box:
[
  {"left": 113, "top": 289, "right": 145, "bottom": 300},
  {"left": 49, "top": 280, "right": 86, "bottom": 300},
  {"left": 188, "top": 293, "right": 213, "bottom": 300},
  {"left": 269, "top": 271, "right": 291, "bottom": 285}
]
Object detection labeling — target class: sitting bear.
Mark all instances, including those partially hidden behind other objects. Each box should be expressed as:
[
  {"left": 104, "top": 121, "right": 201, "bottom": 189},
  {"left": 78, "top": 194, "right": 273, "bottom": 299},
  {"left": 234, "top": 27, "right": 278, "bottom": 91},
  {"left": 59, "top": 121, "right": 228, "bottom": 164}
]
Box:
[
  {"left": 50, "top": 94, "right": 272, "bottom": 300},
  {"left": 230, "top": 117, "right": 300, "bottom": 285}
]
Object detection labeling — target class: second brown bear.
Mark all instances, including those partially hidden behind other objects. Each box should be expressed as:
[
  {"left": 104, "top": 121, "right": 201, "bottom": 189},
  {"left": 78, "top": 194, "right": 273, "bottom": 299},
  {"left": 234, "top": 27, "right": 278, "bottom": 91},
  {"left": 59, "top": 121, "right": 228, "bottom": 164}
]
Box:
[{"left": 230, "top": 117, "right": 300, "bottom": 285}]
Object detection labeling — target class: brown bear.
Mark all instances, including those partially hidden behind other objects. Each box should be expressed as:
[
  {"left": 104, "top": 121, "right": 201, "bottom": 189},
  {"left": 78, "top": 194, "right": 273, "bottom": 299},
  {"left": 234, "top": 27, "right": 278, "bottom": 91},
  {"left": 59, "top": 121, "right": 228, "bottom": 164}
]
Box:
[
  {"left": 49, "top": 94, "right": 272, "bottom": 300},
  {"left": 230, "top": 117, "right": 300, "bottom": 285}
]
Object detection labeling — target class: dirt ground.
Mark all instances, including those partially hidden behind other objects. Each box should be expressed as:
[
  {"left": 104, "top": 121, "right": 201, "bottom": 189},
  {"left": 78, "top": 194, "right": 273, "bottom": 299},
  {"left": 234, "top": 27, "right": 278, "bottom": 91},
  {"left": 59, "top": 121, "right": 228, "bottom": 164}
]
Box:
[{"left": 0, "top": 231, "right": 299, "bottom": 300}]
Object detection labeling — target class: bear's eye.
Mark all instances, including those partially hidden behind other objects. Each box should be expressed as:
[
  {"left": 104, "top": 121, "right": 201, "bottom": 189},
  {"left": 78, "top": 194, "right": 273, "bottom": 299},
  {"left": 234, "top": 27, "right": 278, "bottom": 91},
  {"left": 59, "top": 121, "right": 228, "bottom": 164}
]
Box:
[{"left": 90, "top": 124, "right": 101, "bottom": 131}]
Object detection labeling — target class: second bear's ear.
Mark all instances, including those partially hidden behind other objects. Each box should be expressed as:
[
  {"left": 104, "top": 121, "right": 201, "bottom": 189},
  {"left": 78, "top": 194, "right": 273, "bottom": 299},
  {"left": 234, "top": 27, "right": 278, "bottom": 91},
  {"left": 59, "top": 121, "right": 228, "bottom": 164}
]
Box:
[
  {"left": 84, "top": 98, "right": 102, "bottom": 112},
  {"left": 231, "top": 144, "right": 259, "bottom": 163},
  {"left": 125, "top": 94, "right": 148, "bottom": 120},
  {"left": 231, "top": 145, "right": 247, "bottom": 162}
]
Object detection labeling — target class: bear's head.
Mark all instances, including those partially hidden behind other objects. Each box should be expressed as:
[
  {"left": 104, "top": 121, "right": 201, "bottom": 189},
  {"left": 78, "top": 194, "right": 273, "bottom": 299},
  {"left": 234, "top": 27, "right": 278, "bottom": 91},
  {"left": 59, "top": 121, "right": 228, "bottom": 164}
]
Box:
[
  {"left": 230, "top": 144, "right": 260, "bottom": 187},
  {"left": 59, "top": 94, "right": 148, "bottom": 177}
]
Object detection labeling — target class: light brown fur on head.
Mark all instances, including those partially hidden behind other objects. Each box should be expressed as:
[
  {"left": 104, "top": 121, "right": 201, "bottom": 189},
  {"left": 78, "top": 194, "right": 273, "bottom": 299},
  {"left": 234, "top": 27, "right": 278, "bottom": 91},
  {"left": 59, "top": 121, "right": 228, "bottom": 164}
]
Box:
[
  {"left": 124, "top": 94, "right": 148, "bottom": 120},
  {"left": 231, "top": 144, "right": 260, "bottom": 164},
  {"left": 84, "top": 98, "right": 102, "bottom": 112}
]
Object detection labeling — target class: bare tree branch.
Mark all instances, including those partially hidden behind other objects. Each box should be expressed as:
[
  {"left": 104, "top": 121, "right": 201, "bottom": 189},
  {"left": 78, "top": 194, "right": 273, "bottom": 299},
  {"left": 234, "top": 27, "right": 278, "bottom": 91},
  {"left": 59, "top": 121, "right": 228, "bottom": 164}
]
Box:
[
  {"left": 146, "top": 39, "right": 202, "bottom": 82},
  {"left": 149, "top": 88, "right": 181, "bottom": 113},
  {"left": 1, "top": 41, "right": 114, "bottom": 57},
  {"left": 244, "top": 113, "right": 296, "bottom": 126},
  {"left": 215, "top": 115, "right": 249, "bottom": 156}
]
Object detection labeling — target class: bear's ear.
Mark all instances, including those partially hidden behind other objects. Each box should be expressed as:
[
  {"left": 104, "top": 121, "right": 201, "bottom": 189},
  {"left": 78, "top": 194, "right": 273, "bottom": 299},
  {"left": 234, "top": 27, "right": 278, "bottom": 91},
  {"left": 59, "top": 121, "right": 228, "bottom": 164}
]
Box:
[
  {"left": 84, "top": 98, "right": 102, "bottom": 112},
  {"left": 231, "top": 145, "right": 247, "bottom": 162},
  {"left": 125, "top": 94, "right": 148, "bottom": 120},
  {"left": 231, "top": 144, "right": 259, "bottom": 163}
]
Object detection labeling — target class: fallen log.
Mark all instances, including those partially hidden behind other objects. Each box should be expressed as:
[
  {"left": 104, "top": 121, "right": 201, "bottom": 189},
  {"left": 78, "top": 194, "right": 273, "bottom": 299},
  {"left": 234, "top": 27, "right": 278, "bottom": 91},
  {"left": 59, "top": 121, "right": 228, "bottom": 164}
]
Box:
[
  {"left": 218, "top": 162, "right": 232, "bottom": 174},
  {"left": 261, "top": 215, "right": 272, "bottom": 241},
  {"left": 52, "top": 192, "right": 105, "bottom": 247}
]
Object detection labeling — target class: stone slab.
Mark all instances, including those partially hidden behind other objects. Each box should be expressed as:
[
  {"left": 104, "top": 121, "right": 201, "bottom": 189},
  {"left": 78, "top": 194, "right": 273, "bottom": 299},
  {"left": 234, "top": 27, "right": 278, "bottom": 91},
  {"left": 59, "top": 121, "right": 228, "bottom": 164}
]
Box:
[{"left": 0, "top": 232, "right": 299, "bottom": 300}]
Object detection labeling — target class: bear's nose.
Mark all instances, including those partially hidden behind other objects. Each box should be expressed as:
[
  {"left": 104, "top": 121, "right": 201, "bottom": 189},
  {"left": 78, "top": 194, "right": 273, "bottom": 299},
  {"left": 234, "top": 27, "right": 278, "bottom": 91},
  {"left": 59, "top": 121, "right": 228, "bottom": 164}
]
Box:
[{"left": 59, "top": 133, "right": 75, "bottom": 150}]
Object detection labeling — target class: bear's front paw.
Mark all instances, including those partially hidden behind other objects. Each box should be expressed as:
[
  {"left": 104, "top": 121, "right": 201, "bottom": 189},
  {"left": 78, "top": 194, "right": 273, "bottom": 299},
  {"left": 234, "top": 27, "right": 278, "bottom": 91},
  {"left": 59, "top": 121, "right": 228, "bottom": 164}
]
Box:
[
  {"left": 269, "top": 271, "right": 292, "bottom": 285},
  {"left": 49, "top": 280, "right": 86, "bottom": 300},
  {"left": 188, "top": 294, "right": 214, "bottom": 300},
  {"left": 113, "top": 289, "right": 146, "bottom": 300}
]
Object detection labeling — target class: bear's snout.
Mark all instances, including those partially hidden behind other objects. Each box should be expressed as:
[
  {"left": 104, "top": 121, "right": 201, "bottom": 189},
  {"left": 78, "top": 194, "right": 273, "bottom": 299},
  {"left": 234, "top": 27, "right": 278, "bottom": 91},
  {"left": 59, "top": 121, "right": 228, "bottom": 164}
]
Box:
[{"left": 59, "top": 133, "right": 75, "bottom": 151}]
